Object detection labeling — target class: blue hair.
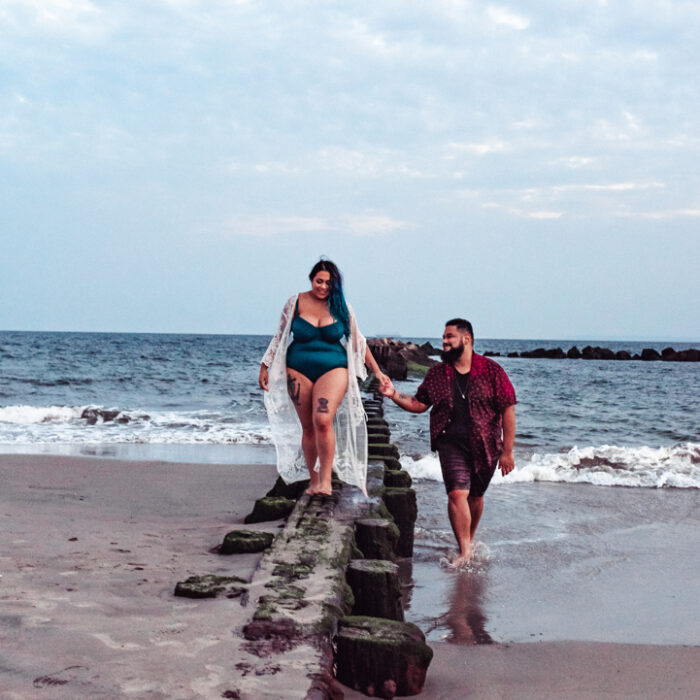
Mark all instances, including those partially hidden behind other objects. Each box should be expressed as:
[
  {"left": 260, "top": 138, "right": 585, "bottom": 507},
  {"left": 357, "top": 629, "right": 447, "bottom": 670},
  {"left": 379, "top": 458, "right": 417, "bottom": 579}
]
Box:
[{"left": 309, "top": 259, "right": 350, "bottom": 337}]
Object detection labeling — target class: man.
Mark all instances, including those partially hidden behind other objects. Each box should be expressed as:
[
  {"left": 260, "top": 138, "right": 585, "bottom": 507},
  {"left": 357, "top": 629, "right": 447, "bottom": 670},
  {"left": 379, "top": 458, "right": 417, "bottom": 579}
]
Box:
[{"left": 381, "top": 319, "right": 516, "bottom": 566}]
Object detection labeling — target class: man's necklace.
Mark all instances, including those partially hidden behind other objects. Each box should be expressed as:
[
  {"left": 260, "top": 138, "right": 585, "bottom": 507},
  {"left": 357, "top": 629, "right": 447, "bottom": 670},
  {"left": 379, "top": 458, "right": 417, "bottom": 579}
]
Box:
[{"left": 455, "top": 372, "right": 469, "bottom": 400}]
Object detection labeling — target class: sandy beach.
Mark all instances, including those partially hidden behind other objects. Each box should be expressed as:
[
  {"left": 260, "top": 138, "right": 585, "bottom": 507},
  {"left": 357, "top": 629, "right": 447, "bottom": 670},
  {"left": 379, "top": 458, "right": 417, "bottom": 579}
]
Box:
[
  {"left": 2, "top": 453, "right": 700, "bottom": 699},
  {"left": 0, "top": 454, "right": 279, "bottom": 698}
]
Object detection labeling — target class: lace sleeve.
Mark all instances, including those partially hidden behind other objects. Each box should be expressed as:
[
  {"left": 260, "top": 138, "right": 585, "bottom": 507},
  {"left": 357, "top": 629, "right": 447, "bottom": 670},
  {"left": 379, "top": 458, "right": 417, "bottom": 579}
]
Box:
[
  {"left": 261, "top": 296, "right": 295, "bottom": 368},
  {"left": 347, "top": 303, "right": 368, "bottom": 380}
]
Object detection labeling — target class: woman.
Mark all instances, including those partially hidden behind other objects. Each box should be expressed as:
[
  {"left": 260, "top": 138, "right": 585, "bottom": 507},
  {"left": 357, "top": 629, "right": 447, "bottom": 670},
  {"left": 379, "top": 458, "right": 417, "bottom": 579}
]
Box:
[{"left": 259, "top": 259, "right": 389, "bottom": 496}]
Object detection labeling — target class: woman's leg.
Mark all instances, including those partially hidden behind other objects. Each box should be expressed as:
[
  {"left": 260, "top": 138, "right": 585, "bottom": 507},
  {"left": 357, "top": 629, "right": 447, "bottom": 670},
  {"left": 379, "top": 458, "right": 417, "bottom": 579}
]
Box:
[
  {"left": 311, "top": 368, "right": 349, "bottom": 494},
  {"left": 285, "top": 368, "right": 318, "bottom": 491}
]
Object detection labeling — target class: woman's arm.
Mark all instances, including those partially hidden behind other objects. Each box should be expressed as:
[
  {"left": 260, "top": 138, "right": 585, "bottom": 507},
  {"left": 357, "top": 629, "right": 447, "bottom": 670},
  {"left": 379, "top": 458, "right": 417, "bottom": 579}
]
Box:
[
  {"left": 259, "top": 296, "right": 295, "bottom": 390},
  {"left": 364, "top": 345, "right": 392, "bottom": 391},
  {"left": 364, "top": 345, "right": 382, "bottom": 377}
]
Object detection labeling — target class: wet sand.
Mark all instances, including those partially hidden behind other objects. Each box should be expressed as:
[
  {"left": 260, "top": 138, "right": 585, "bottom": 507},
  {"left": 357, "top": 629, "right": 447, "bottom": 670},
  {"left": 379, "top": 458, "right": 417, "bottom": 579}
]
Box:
[
  {"left": 0, "top": 454, "right": 279, "bottom": 699},
  {"left": 343, "top": 640, "right": 700, "bottom": 699},
  {"left": 407, "top": 481, "right": 700, "bottom": 646}
]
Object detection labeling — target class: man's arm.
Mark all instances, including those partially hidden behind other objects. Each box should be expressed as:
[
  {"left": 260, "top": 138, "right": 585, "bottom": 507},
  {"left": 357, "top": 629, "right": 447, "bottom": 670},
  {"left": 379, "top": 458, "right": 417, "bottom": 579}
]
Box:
[
  {"left": 499, "top": 404, "right": 516, "bottom": 475},
  {"left": 380, "top": 380, "right": 429, "bottom": 413}
]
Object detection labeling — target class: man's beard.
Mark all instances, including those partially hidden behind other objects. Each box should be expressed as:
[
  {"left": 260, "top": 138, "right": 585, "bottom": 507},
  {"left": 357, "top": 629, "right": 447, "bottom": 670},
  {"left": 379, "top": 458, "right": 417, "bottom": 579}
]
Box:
[{"left": 441, "top": 340, "right": 465, "bottom": 364}]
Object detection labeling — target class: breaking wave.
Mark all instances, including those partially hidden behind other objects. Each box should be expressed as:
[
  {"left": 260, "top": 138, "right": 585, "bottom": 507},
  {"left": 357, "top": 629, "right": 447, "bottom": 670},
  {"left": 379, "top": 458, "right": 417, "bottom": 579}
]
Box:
[
  {"left": 0, "top": 404, "right": 270, "bottom": 445},
  {"left": 400, "top": 443, "right": 700, "bottom": 489}
]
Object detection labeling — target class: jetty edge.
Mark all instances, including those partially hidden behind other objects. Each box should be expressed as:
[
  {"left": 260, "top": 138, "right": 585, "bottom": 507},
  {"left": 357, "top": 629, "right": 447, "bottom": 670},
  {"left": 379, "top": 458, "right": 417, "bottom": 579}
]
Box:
[{"left": 174, "top": 375, "right": 432, "bottom": 699}]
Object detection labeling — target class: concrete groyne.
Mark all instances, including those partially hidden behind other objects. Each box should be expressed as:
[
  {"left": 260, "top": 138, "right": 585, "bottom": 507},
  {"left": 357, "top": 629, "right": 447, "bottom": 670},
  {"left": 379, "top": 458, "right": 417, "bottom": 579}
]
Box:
[{"left": 174, "top": 376, "right": 432, "bottom": 699}]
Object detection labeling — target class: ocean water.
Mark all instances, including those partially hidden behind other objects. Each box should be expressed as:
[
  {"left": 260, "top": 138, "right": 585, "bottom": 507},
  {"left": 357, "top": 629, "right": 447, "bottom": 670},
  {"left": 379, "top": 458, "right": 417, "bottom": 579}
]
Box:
[
  {"left": 1, "top": 331, "right": 698, "bottom": 484},
  {"left": 2, "top": 330, "right": 700, "bottom": 644}
]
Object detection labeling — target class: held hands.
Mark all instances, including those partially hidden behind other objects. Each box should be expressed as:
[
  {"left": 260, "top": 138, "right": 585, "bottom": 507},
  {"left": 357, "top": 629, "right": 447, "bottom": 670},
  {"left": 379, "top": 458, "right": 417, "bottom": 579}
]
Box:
[
  {"left": 259, "top": 364, "right": 269, "bottom": 391},
  {"left": 378, "top": 376, "right": 395, "bottom": 399},
  {"left": 499, "top": 449, "right": 515, "bottom": 476}
]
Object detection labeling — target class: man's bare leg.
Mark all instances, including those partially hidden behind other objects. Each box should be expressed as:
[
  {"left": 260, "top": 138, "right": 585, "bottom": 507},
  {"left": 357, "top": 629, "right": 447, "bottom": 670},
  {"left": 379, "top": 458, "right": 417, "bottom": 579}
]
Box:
[
  {"left": 467, "top": 495, "right": 484, "bottom": 542},
  {"left": 447, "top": 489, "right": 472, "bottom": 564}
]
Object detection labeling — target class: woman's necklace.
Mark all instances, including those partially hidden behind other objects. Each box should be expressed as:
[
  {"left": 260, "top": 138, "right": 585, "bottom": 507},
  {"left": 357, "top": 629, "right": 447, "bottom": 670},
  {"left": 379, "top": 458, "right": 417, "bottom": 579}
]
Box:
[{"left": 455, "top": 371, "right": 469, "bottom": 400}]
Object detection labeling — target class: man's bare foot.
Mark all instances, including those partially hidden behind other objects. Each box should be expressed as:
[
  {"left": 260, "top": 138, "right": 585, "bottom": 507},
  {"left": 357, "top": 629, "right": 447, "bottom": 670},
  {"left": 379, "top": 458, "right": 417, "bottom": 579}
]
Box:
[
  {"left": 450, "top": 553, "right": 472, "bottom": 569},
  {"left": 316, "top": 483, "right": 333, "bottom": 496},
  {"left": 440, "top": 548, "right": 472, "bottom": 570}
]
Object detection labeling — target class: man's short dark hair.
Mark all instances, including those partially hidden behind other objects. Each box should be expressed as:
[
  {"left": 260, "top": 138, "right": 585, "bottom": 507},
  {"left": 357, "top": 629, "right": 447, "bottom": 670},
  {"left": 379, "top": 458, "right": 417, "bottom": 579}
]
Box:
[{"left": 445, "top": 318, "right": 474, "bottom": 339}]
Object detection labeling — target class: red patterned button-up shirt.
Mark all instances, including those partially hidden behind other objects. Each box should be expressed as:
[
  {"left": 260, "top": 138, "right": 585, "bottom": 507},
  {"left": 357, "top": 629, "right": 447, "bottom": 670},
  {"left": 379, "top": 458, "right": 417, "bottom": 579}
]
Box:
[{"left": 415, "top": 353, "right": 517, "bottom": 473}]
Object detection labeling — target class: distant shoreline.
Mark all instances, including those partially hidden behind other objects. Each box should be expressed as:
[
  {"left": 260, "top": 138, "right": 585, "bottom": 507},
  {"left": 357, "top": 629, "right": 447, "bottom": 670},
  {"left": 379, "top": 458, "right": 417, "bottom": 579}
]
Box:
[{"left": 1, "top": 328, "right": 699, "bottom": 344}]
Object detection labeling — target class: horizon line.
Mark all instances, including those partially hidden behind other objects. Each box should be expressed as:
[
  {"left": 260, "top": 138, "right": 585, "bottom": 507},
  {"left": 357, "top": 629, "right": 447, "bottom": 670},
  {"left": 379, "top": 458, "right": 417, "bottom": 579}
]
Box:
[{"left": 1, "top": 328, "right": 699, "bottom": 344}]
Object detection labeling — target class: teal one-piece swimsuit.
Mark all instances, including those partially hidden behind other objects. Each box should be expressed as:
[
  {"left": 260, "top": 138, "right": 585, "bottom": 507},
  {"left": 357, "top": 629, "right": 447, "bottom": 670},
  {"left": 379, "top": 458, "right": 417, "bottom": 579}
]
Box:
[{"left": 286, "top": 298, "right": 348, "bottom": 383}]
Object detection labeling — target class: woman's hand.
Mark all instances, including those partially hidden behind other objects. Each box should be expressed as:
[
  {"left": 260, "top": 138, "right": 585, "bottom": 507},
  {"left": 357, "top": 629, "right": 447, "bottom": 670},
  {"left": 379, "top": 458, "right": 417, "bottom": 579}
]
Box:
[
  {"left": 376, "top": 372, "right": 392, "bottom": 395},
  {"left": 379, "top": 378, "right": 395, "bottom": 398},
  {"left": 259, "top": 364, "right": 269, "bottom": 391}
]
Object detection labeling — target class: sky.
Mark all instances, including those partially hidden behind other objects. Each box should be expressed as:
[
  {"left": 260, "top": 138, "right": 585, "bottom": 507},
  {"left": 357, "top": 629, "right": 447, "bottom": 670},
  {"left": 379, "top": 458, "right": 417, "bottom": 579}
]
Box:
[{"left": 1, "top": 0, "right": 699, "bottom": 340}]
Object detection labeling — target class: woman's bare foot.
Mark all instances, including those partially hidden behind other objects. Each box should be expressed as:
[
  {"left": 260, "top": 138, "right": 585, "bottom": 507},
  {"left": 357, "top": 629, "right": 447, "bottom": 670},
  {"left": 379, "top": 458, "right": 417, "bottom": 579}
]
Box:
[{"left": 305, "top": 478, "right": 322, "bottom": 495}]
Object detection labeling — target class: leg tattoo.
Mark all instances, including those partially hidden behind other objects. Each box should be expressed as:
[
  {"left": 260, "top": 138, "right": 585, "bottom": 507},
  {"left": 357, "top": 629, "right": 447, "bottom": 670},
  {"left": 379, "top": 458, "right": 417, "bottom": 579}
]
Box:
[
  {"left": 317, "top": 397, "right": 329, "bottom": 413},
  {"left": 287, "top": 375, "right": 301, "bottom": 406}
]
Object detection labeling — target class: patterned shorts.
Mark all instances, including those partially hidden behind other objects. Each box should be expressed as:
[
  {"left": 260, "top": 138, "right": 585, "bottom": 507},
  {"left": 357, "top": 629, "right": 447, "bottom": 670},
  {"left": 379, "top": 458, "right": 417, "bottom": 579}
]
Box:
[{"left": 436, "top": 439, "right": 496, "bottom": 497}]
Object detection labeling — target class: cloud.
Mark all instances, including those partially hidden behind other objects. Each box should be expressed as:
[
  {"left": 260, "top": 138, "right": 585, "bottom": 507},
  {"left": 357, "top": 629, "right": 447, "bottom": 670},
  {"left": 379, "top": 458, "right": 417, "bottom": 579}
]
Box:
[
  {"left": 252, "top": 162, "right": 302, "bottom": 174},
  {"left": 617, "top": 208, "right": 700, "bottom": 220},
  {"left": 486, "top": 6, "right": 530, "bottom": 30},
  {"left": 550, "top": 156, "right": 595, "bottom": 169},
  {"left": 593, "top": 112, "right": 646, "bottom": 141},
  {"left": 343, "top": 214, "right": 409, "bottom": 236},
  {"left": 461, "top": 179, "right": 668, "bottom": 220},
  {"left": 552, "top": 181, "right": 664, "bottom": 193},
  {"left": 224, "top": 213, "right": 409, "bottom": 237},
  {"left": 0, "top": 0, "right": 111, "bottom": 40},
  {"left": 482, "top": 202, "right": 563, "bottom": 219},
  {"left": 445, "top": 140, "right": 508, "bottom": 157}
]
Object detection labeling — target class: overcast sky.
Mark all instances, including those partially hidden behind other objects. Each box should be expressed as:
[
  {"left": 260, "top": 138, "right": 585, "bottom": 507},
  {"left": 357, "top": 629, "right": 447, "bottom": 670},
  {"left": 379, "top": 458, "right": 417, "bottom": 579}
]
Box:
[{"left": 1, "top": 0, "right": 699, "bottom": 340}]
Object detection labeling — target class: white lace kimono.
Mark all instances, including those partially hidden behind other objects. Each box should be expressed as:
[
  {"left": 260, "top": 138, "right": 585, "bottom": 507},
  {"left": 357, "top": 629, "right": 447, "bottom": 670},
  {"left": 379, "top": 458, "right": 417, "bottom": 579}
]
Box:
[{"left": 261, "top": 294, "right": 369, "bottom": 496}]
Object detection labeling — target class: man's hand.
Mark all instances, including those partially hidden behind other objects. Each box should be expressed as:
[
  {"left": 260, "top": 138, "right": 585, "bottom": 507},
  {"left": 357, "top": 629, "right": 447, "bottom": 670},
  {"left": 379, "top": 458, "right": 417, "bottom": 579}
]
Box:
[
  {"left": 499, "top": 449, "right": 515, "bottom": 476},
  {"left": 259, "top": 364, "right": 269, "bottom": 391},
  {"left": 379, "top": 377, "right": 395, "bottom": 398}
]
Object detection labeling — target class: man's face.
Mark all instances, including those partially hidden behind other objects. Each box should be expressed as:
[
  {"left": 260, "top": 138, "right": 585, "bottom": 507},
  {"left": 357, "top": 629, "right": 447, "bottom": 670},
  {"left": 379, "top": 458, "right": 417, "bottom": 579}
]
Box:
[{"left": 441, "top": 325, "right": 471, "bottom": 363}]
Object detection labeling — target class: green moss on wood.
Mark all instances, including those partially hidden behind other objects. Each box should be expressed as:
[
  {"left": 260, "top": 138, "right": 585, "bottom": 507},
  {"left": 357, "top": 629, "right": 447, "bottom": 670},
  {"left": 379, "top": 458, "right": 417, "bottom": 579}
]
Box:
[
  {"left": 272, "top": 561, "right": 313, "bottom": 582},
  {"left": 174, "top": 574, "right": 246, "bottom": 599},
  {"left": 337, "top": 616, "right": 433, "bottom": 664},
  {"left": 384, "top": 469, "right": 412, "bottom": 488},
  {"left": 244, "top": 496, "right": 295, "bottom": 524},
  {"left": 220, "top": 529, "right": 274, "bottom": 554},
  {"left": 265, "top": 476, "right": 310, "bottom": 500}
]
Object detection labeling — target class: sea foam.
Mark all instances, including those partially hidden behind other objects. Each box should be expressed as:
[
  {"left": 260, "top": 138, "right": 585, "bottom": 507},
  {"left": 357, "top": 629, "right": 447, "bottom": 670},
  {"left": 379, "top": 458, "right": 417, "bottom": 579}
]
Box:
[
  {"left": 0, "top": 405, "right": 84, "bottom": 424},
  {"left": 0, "top": 404, "right": 271, "bottom": 445},
  {"left": 400, "top": 442, "right": 700, "bottom": 489}
]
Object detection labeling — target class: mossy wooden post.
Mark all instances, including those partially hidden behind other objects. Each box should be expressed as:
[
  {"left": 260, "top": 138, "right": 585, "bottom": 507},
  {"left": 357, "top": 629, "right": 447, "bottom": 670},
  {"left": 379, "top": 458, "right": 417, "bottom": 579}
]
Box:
[
  {"left": 368, "top": 428, "right": 391, "bottom": 442},
  {"left": 382, "top": 488, "right": 417, "bottom": 558},
  {"left": 244, "top": 496, "right": 295, "bottom": 523},
  {"left": 265, "top": 476, "right": 309, "bottom": 500},
  {"left": 335, "top": 616, "right": 433, "bottom": 697},
  {"left": 368, "top": 442, "right": 400, "bottom": 460},
  {"left": 355, "top": 518, "right": 399, "bottom": 560},
  {"left": 384, "top": 469, "right": 412, "bottom": 488},
  {"left": 219, "top": 529, "right": 274, "bottom": 554},
  {"left": 346, "top": 560, "right": 404, "bottom": 621},
  {"left": 367, "top": 418, "right": 389, "bottom": 433}
]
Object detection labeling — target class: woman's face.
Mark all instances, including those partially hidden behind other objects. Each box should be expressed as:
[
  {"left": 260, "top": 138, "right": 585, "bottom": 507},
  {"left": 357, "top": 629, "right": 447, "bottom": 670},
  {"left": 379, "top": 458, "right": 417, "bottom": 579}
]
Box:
[{"left": 310, "top": 270, "right": 331, "bottom": 300}]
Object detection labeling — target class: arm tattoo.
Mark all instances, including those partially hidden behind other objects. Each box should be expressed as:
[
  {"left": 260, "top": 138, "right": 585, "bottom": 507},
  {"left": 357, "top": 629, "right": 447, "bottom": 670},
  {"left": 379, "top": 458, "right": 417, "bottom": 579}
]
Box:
[
  {"left": 287, "top": 375, "right": 301, "bottom": 406},
  {"left": 398, "top": 393, "right": 414, "bottom": 402},
  {"left": 317, "top": 398, "right": 329, "bottom": 413}
]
